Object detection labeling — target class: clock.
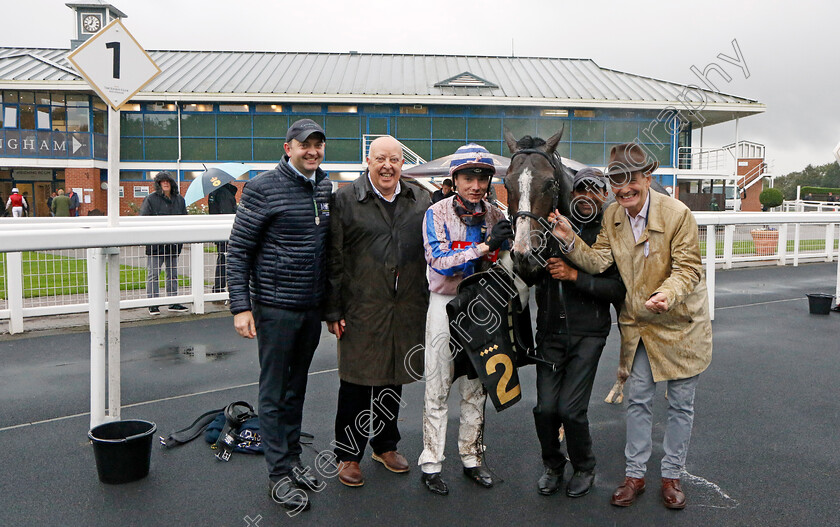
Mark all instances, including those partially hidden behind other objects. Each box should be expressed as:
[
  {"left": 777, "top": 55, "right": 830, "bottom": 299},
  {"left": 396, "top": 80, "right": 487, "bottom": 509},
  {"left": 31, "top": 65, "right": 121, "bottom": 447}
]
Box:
[{"left": 82, "top": 14, "right": 102, "bottom": 33}]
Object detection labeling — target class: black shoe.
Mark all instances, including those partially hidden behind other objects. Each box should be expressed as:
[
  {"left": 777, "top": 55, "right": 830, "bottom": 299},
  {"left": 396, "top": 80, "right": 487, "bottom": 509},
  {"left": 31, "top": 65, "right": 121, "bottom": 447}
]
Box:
[
  {"left": 463, "top": 465, "right": 494, "bottom": 488},
  {"left": 148, "top": 306, "right": 160, "bottom": 316},
  {"left": 421, "top": 472, "right": 449, "bottom": 496},
  {"left": 291, "top": 460, "right": 321, "bottom": 491},
  {"left": 831, "top": 304, "right": 840, "bottom": 312},
  {"left": 168, "top": 303, "right": 189, "bottom": 312},
  {"left": 566, "top": 469, "right": 595, "bottom": 498},
  {"left": 269, "top": 479, "right": 310, "bottom": 511},
  {"left": 538, "top": 465, "right": 565, "bottom": 496}
]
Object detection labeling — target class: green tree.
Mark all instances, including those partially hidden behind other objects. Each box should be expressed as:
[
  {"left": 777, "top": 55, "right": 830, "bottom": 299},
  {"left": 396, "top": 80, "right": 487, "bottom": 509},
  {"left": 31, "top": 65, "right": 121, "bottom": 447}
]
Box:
[{"left": 774, "top": 161, "right": 840, "bottom": 199}]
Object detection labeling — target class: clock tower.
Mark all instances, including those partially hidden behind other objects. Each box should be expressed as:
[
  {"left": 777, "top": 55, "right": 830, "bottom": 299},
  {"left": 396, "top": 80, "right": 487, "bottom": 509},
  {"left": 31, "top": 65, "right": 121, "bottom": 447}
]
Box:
[{"left": 67, "top": 3, "right": 128, "bottom": 49}]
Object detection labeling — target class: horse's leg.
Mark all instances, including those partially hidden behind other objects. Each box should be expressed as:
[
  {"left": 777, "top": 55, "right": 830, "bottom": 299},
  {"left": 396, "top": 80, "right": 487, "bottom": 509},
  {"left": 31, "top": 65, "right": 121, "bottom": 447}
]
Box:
[{"left": 605, "top": 378, "right": 625, "bottom": 404}]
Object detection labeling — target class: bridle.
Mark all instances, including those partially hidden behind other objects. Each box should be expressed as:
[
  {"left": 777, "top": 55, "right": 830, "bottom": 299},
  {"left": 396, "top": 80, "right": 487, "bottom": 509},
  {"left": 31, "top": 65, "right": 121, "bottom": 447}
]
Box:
[{"left": 507, "top": 149, "right": 563, "bottom": 231}]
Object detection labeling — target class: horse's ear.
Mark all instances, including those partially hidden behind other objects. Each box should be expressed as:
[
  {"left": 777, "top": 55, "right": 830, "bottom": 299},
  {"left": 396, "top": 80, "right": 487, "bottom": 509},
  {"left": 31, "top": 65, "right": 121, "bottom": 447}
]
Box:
[
  {"left": 503, "top": 127, "right": 519, "bottom": 154},
  {"left": 544, "top": 125, "right": 565, "bottom": 155}
]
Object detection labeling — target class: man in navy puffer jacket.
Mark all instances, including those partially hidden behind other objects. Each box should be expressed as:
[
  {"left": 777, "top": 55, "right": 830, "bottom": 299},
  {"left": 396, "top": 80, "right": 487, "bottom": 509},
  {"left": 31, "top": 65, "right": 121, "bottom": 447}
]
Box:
[{"left": 227, "top": 119, "right": 331, "bottom": 513}]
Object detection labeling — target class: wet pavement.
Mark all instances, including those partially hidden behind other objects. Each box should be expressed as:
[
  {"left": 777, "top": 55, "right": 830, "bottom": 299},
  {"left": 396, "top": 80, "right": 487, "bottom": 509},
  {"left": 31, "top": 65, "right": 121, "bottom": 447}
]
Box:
[{"left": 0, "top": 263, "right": 838, "bottom": 526}]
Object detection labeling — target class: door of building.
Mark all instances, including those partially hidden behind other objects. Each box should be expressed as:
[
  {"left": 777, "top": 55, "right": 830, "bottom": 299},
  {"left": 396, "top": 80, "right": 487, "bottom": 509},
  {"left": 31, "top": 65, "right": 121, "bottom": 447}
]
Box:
[{"left": 34, "top": 182, "right": 52, "bottom": 217}]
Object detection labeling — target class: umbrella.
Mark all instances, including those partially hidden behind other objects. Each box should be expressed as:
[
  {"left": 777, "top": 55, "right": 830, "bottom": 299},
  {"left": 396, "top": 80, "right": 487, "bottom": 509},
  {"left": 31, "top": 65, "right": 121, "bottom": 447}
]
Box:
[
  {"left": 403, "top": 152, "right": 511, "bottom": 178},
  {"left": 402, "top": 152, "right": 588, "bottom": 179},
  {"left": 184, "top": 163, "right": 253, "bottom": 205}
]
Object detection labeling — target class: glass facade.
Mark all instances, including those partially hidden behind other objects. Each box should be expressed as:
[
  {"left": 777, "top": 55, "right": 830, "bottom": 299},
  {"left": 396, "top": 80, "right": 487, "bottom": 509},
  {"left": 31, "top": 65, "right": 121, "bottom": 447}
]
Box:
[
  {"left": 118, "top": 103, "right": 681, "bottom": 168},
  {"left": 0, "top": 90, "right": 106, "bottom": 160}
]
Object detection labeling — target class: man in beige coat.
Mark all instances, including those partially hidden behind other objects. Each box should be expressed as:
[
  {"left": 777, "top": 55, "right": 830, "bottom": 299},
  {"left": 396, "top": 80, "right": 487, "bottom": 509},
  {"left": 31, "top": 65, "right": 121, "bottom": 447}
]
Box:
[{"left": 549, "top": 143, "right": 712, "bottom": 511}]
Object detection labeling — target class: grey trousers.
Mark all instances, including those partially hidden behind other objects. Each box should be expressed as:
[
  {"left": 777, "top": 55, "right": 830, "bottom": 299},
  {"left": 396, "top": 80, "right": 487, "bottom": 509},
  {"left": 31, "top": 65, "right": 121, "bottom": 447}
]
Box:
[
  {"left": 625, "top": 342, "right": 699, "bottom": 480},
  {"left": 146, "top": 253, "right": 179, "bottom": 299}
]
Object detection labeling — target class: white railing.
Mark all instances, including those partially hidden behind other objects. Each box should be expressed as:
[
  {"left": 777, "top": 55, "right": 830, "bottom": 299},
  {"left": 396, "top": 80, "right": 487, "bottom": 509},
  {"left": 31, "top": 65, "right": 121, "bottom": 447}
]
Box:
[
  {"left": 677, "top": 146, "right": 736, "bottom": 174},
  {"left": 783, "top": 200, "right": 840, "bottom": 213},
  {"left": 2, "top": 211, "right": 840, "bottom": 332},
  {"left": 362, "top": 134, "right": 427, "bottom": 166}
]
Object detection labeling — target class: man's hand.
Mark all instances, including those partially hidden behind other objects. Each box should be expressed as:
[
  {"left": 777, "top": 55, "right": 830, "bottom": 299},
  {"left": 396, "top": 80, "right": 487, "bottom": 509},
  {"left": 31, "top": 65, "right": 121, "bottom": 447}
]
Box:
[
  {"left": 327, "top": 319, "right": 346, "bottom": 339},
  {"left": 234, "top": 311, "right": 256, "bottom": 339},
  {"left": 547, "top": 210, "right": 574, "bottom": 244},
  {"left": 645, "top": 292, "right": 669, "bottom": 314},
  {"left": 485, "top": 220, "right": 513, "bottom": 252},
  {"left": 546, "top": 257, "right": 578, "bottom": 281}
]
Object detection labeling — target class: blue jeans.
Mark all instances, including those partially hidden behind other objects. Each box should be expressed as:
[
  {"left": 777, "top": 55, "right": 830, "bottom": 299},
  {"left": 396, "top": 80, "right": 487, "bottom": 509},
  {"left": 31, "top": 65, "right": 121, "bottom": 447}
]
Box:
[{"left": 625, "top": 341, "right": 699, "bottom": 480}]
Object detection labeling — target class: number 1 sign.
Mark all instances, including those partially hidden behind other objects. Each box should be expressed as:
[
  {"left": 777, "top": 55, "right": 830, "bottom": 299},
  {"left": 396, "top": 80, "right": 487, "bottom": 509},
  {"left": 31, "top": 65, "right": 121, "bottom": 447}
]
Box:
[{"left": 67, "top": 19, "right": 160, "bottom": 111}]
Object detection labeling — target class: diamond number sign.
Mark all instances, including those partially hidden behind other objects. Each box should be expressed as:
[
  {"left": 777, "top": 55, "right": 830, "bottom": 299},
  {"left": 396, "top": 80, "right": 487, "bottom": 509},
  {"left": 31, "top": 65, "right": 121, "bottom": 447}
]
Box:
[{"left": 67, "top": 19, "right": 160, "bottom": 111}]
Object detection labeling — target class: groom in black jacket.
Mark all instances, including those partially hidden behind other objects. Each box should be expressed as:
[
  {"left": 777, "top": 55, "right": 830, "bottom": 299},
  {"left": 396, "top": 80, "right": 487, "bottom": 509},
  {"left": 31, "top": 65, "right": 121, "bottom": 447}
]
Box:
[{"left": 532, "top": 167, "right": 626, "bottom": 499}]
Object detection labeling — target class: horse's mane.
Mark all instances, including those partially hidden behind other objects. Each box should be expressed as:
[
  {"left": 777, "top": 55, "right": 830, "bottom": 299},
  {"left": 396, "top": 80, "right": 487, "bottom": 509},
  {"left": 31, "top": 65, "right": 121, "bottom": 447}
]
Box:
[{"left": 515, "top": 136, "right": 546, "bottom": 150}]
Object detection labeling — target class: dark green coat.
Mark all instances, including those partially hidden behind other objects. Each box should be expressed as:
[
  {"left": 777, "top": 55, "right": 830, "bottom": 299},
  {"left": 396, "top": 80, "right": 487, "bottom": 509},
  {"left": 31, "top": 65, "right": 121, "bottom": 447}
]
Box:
[{"left": 325, "top": 174, "right": 430, "bottom": 386}]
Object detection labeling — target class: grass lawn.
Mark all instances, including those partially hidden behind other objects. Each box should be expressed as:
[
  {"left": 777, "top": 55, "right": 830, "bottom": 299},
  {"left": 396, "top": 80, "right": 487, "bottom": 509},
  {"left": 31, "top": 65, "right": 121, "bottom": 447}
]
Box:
[
  {"left": 698, "top": 239, "right": 839, "bottom": 256},
  {"left": 0, "top": 252, "right": 191, "bottom": 300}
]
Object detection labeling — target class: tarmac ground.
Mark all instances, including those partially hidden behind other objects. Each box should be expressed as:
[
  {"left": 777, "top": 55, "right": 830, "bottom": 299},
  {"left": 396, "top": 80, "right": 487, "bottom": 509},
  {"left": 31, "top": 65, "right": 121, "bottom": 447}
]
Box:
[{"left": 0, "top": 262, "right": 838, "bottom": 526}]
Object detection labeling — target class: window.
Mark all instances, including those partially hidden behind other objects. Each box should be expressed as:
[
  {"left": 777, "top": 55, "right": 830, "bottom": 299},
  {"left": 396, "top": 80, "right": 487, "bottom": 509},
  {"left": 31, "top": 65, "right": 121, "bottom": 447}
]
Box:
[
  {"left": 182, "top": 138, "right": 216, "bottom": 160},
  {"left": 20, "top": 105, "right": 35, "bottom": 129},
  {"left": 327, "top": 105, "right": 357, "bottom": 113},
  {"left": 605, "top": 121, "right": 639, "bottom": 143},
  {"left": 121, "top": 103, "right": 141, "bottom": 111},
  {"left": 183, "top": 103, "right": 213, "bottom": 112},
  {"left": 326, "top": 115, "right": 360, "bottom": 138},
  {"left": 4, "top": 107, "right": 18, "bottom": 128},
  {"left": 119, "top": 186, "right": 124, "bottom": 198},
  {"left": 254, "top": 115, "right": 287, "bottom": 137},
  {"left": 119, "top": 171, "right": 144, "bottom": 181},
  {"left": 66, "top": 94, "right": 89, "bottom": 107},
  {"left": 396, "top": 117, "right": 430, "bottom": 138},
  {"left": 134, "top": 186, "right": 150, "bottom": 198},
  {"left": 433, "top": 117, "right": 466, "bottom": 140},
  {"left": 120, "top": 113, "right": 143, "bottom": 136},
  {"left": 217, "top": 114, "right": 251, "bottom": 137},
  {"left": 145, "top": 138, "right": 178, "bottom": 160},
  {"left": 399, "top": 105, "right": 427, "bottom": 115},
  {"left": 217, "top": 138, "right": 251, "bottom": 160},
  {"left": 574, "top": 110, "right": 595, "bottom": 118},
  {"left": 181, "top": 114, "right": 215, "bottom": 136},
  {"left": 51, "top": 107, "right": 67, "bottom": 131},
  {"left": 540, "top": 109, "right": 568, "bottom": 117},
  {"left": 254, "top": 138, "right": 283, "bottom": 161},
  {"left": 467, "top": 118, "right": 501, "bottom": 140},
  {"left": 144, "top": 114, "right": 177, "bottom": 136},
  {"left": 146, "top": 102, "right": 177, "bottom": 112},
  {"left": 120, "top": 138, "right": 143, "bottom": 160},
  {"left": 291, "top": 105, "right": 320, "bottom": 113},
  {"left": 326, "top": 139, "right": 361, "bottom": 162},
  {"left": 571, "top": 120, "right": 604, "bottom": 142},
  {"left": 219, "top": 104, "right": 249, "bottom": 112},
  {"left": 36, "top": 107, "right": 51, "bottom": 129},
  {"left": 255, "top": 104, "right": 283, "bottom": 113},
  {"left": 67, "top": 107, "right": 90, "bottom": 132}
]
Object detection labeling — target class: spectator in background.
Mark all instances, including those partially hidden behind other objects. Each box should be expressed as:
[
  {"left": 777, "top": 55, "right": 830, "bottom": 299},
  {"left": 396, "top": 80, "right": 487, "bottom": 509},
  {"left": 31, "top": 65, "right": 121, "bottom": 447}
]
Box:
[
  {"left": 140, "top": 171, "right": 189, "bottom": 315},
  {"left": 5, "top": 188, "right": 27, "bottom": 217},
  {"left": 67, "top": 188, "right": 80, "bottom": 216},
  {"left": 51, "top": 189, "right": 71, "bottom": 217},
  {"left": 47, "top": 191, "right": 57, "bottom": 216},
  {"left": 431, "top": 178, "right": 454, "bottom": 204},
  {"left": 208, "top": 182, "right": 238, "bottom": 293}
]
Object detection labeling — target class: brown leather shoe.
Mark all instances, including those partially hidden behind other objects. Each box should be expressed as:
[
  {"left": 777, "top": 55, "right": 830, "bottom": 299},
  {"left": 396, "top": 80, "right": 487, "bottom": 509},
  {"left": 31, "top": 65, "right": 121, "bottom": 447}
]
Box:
[
  {"left": 661, "top": 478, "right": 686, "bottom": 509},
  {"left": 372, "top": 451, "right": 409, "bottom": 473},
  {"left": 610, "top": 476, "right": 646, "bottom": 507},
  {"left": 337, "top": 461, "right": 364, "bottom": 487}
]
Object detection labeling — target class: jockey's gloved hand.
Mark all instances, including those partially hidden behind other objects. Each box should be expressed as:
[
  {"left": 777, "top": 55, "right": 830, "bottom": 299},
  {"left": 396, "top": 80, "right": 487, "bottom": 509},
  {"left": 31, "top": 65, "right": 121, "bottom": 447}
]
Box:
[{"left": 485, "top": 220, "right": 513, "bottom": 252}]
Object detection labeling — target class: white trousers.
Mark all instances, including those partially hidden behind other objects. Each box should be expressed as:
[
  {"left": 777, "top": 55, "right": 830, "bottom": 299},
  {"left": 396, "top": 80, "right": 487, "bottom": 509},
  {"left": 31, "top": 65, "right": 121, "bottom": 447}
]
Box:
[
  {"left": 11, "top": 206, "right": 23, "bottom": 217},
  {"left": 418, "top": 291, "right": 487, "bottom": 474}
]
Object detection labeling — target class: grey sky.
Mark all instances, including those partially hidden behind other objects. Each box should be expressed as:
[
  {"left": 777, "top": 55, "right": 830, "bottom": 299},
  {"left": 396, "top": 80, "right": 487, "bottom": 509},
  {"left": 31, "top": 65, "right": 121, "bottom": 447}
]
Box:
[{"left": 5, "top": 0, "right": 839, "bottom": 175}]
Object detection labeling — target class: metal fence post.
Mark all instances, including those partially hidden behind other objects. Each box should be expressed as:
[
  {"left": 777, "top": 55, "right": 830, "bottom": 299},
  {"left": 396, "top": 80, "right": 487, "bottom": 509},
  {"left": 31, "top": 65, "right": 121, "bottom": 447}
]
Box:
[
  {"left": 706, "top": 226, "right": 716, "bottom": 321},
  {"left": 105, "top": 247, "right": 121, "bottom": 422},
  {"left": 87, "top": 248, "right": 107, "bottom": 429},
  {"left": 777, "top": 224, "right": 788, "bottom": 266},
  {"left": 7, "top": 252, "right": 24, "bottom": 334},
  {"left": 793, "top": 223, "right": 801, "bottom": 267},
  {"left": 191, "top": 243, "right": 205, "bottom": 314},
  {"left": 723, "top": 224, "right": 735, "bottom": 269}
]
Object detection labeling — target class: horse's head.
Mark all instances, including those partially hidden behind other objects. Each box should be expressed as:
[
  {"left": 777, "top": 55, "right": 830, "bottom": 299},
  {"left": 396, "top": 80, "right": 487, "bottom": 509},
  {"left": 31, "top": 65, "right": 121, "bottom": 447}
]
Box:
[{"left": 503, "top": 128, "right": 574, "bottom": 281}]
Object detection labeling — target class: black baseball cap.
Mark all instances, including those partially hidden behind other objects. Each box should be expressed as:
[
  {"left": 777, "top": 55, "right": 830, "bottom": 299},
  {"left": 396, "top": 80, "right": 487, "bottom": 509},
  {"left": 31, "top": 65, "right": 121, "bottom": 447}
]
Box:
[
  {"left": 285, "top": 119, "right": 326, "bottom": 143},
  {"left": 573, "top": 167, "right": 607, "bottom": 190}
]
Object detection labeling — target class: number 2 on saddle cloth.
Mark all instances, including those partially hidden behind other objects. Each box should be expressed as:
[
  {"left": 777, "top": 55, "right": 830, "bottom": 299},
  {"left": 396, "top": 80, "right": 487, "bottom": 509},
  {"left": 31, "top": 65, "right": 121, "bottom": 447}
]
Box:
[{"left": 445, "top": 264, "right": 535, "bottom": 411}]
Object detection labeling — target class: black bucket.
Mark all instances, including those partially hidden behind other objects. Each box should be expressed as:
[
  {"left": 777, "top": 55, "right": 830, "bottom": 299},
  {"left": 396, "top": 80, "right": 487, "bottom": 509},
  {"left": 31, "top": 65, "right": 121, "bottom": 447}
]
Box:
[
  {"left": 89, "top": 420, "right": 156, "bottom": 484},
  {"left": 806, "top": 293, "right": 835, "bottom": 315}
]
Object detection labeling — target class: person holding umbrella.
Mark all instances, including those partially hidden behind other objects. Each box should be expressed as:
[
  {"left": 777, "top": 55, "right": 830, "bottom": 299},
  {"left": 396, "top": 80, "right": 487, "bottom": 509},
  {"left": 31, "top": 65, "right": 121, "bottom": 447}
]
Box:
[
  {"left": 140, "top": 171, "right": 189, "bottom": 314},
  {"left": 227, "top": 119, "right": 331, "bottom": 512},
  {"left": 208, "top": 182, "right": 238, "bottom": 294}
]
